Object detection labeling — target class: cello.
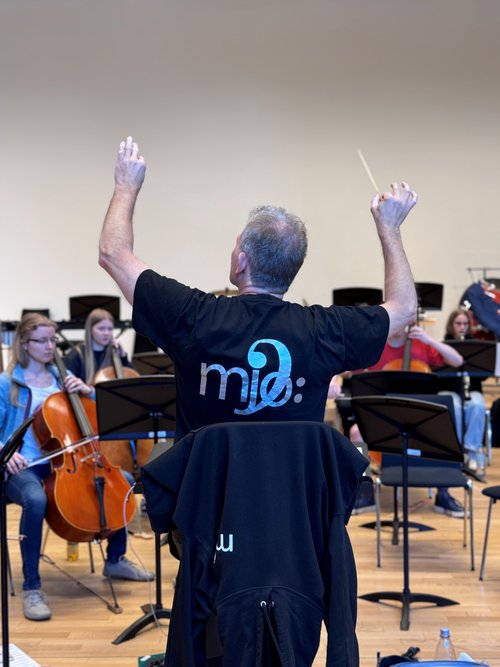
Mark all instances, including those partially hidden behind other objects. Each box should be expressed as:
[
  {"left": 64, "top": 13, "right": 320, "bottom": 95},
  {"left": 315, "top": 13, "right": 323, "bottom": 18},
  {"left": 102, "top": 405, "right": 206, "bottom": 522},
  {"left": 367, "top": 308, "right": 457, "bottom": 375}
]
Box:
[
  {"left": 383, "top": 323, "right": 431, "bottom": 373},
  {"left": 33, "top": 348, "right": 135, "bottom": 542},
  {"left": 93, "top": 346, "right": 154, "bottom": 479}
]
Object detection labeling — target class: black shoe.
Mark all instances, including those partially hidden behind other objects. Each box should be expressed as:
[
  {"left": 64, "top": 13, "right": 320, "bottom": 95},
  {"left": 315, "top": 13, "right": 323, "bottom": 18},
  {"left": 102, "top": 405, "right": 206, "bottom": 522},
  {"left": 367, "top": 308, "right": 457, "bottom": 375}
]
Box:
[
  {"left": 352, "top": 494, "right": 376, "bottom": 515},
  {"left": 433, "top": 492, "right": 465, "bottom": 518},
  {"left": 352, "top": 477, "right": 375, "bottom": 515}
]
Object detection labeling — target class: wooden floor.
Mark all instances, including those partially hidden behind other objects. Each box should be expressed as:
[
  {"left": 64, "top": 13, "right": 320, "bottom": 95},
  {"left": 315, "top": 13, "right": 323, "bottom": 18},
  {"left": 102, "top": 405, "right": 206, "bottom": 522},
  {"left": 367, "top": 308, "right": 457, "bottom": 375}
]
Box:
[{"left": 4, "top": 458, "right": 500, "bottom": 667}]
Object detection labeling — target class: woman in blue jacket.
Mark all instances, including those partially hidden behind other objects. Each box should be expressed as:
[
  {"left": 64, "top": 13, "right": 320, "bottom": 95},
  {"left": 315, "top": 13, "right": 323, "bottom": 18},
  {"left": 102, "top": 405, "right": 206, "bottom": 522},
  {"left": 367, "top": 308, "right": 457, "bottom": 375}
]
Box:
[{"left": 0, "top": 312, "right": 152, "bottom": 623}]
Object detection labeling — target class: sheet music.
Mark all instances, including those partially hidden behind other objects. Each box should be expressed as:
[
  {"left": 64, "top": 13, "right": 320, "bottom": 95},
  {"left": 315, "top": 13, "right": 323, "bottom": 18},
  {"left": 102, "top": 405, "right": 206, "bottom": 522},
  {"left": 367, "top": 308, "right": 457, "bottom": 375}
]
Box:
[{"left": 0, "top": 644, "right": 41, "bottom": 667}]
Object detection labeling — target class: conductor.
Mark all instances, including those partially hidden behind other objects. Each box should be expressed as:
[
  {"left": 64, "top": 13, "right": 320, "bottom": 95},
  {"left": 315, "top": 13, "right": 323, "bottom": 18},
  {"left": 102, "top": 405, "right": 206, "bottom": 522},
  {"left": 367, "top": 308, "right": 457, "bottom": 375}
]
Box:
[{"left": 99, "top": 136, "right": 418, "bottom": 439}]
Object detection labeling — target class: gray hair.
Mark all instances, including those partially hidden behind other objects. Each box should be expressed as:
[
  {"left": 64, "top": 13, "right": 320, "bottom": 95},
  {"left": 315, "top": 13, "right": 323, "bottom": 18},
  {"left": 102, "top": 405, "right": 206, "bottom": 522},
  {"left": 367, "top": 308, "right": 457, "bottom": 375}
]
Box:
[{"left": 240, "top": 205, "right": 308, "bottom": 293}]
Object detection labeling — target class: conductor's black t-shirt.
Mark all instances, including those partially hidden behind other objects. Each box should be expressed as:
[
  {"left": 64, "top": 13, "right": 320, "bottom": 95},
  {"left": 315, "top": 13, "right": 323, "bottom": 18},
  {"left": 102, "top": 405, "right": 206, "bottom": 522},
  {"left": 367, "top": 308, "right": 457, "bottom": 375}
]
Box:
[{"left": 133, "top": 269, "right": 389, "bottom": 439}]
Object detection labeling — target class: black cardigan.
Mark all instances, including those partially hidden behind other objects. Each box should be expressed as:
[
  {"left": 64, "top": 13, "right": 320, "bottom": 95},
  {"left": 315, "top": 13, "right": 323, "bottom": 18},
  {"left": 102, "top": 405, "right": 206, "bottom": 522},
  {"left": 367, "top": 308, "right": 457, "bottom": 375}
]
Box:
[{"left": 141, "top": 421, "right": 367, "bottom": 667}]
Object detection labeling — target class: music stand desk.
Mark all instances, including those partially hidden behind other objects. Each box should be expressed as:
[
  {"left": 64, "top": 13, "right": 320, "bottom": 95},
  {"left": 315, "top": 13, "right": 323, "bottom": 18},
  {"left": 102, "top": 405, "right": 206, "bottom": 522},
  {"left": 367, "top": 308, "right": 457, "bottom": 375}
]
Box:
[
  {"left": 95, "top": 375, "right": 176, "bottom": 644},
  {"left": 132, "top": 352, "right": 175, "bottom": 376},
  {"left": 439, "top": 339, "right": 497, "bottom": 377},
  {"left": 352, "top": 395, "right": 463, "bottom": 631},
  {"left": 351, "top": 371, "right": 439, "bottom": 535}
]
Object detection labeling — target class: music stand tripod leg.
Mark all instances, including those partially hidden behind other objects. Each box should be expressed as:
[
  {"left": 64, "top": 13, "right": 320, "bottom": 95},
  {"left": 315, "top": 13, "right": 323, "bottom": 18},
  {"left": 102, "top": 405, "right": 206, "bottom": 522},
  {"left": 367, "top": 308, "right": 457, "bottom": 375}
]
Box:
[
  {"left": 0, "top": 417, "right": 34, "bottom": 667},
  {"left": 94, "top": 376, "right": 177, "bottom": 644},
  {"left": 112, "top": 533, "right": 171, "bottom": 644},
  {"left": 354, "top": 400, "right": 462, "bottom": 630}
]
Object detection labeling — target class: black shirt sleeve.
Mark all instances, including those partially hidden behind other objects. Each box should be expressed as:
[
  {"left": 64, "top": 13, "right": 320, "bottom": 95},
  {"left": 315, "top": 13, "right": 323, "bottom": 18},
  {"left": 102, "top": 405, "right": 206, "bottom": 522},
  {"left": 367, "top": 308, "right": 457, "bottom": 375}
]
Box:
[{"left": 336, "top": 305, "right": 390, "bottom": 371}]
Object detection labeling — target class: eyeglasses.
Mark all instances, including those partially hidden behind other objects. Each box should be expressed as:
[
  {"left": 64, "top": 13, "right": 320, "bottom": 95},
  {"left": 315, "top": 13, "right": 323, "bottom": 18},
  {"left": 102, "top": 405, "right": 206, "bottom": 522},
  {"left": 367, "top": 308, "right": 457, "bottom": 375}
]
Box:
[{"left": 27, "top": 337, "right": 58, "bottom": 345}]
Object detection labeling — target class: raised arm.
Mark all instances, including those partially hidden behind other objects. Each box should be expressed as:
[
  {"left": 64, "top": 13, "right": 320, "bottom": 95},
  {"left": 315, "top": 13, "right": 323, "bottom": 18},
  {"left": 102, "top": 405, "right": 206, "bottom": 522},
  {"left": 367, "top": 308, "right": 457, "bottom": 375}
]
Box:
[
  {"left": 99, "top": 136, "right": 149, "bottom": 305},
  {"left": 371, "top": 182, "right": 418, "bottom": 337}
]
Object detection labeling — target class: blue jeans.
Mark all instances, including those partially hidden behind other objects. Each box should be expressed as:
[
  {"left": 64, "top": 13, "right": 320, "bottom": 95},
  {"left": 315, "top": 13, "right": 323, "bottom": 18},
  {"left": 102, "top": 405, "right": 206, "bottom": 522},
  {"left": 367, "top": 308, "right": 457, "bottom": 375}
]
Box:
[
  {"left": 439, "top": 390, "right": 486, "bottom": 464},
  {"left": 7, "top": 464, "right": 130, "bottom": 591}
]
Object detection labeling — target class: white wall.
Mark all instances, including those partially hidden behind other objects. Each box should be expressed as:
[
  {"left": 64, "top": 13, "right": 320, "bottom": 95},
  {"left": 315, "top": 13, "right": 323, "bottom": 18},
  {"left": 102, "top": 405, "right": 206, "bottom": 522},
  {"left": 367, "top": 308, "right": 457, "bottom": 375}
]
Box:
[{"left": 1, "top": 0, "right": 499, "bottom": 341}]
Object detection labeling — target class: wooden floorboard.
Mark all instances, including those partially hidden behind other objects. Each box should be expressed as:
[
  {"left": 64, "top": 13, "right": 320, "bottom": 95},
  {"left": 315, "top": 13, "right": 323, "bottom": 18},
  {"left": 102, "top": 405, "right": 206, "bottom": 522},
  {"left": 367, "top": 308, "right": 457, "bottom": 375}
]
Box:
[{"left": 4, "top": 458, "right": 500, "bottom": 666}]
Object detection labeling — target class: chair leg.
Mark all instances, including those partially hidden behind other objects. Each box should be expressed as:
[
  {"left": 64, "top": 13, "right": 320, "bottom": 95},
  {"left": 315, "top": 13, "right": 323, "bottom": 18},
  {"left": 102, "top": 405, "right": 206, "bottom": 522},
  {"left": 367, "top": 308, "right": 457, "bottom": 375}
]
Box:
[
  {"left": 88, "top": 542, "right": 95, "bottom": 573},
  {"left": 479, "top": 498, "right": 495, "bottom": 580},
  {"left": 391, "top": 487, "right": 400, "bottom": 546},
  {"left": 485, "top": 409, "right": 492, "bottom": 467},
  {"left": 462, "top": 487, "right": 467, "bottom": 549},
  {"left": 467, "top": 480, "right": 474, "bottom": 571},
  {"left": 375, "top": 477, "right": 381, "bottom": 567},
  {"left": 7, "top": 540, "right": 15, "bottom": 596}
]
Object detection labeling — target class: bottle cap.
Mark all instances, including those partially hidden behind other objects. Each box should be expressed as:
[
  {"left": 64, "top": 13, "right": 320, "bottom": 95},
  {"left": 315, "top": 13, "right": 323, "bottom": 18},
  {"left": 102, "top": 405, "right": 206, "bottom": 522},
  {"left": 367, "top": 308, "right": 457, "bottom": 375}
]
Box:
[{"left": 440, "top": 627, "right": 450, "bottom": 638}]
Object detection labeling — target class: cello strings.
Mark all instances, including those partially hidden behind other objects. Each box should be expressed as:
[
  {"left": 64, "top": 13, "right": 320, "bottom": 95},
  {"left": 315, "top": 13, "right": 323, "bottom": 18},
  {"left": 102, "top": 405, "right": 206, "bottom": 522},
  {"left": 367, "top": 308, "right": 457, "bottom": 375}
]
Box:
[{"left": 25, "top": 434, "right": 99, "bottom": 468}]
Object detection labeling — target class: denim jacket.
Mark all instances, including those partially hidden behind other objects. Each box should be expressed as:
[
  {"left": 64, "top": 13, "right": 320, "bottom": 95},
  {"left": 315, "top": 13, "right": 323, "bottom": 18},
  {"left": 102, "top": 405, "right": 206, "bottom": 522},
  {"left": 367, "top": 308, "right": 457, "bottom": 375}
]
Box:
[{"left": 0, "top": 364, "right": 63, "bottom": 449}]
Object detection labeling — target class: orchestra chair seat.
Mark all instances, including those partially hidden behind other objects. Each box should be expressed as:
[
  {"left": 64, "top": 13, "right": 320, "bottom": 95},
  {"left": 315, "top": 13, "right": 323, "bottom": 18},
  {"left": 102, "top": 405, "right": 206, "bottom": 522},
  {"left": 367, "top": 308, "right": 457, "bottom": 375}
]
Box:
[{"left": 479, "top": 485, "right": 500, "bottom": 580}]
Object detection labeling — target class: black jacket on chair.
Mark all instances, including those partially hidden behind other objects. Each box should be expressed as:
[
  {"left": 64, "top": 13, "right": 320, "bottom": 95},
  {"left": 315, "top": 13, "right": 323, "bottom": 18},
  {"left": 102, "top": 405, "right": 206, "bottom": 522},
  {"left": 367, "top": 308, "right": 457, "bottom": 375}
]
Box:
[{"left": 141, "top": 421, "right": 367, "bottom": 667}]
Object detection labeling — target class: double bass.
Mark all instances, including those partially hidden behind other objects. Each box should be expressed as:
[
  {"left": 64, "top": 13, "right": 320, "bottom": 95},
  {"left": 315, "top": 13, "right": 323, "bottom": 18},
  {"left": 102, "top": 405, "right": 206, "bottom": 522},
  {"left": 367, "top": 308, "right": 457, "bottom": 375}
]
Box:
[
  {"left": 93, "top": 346, "right": 154, "bottom": 479},
  {"left": 33, "top": 349, "right": 135, "bottom": 542}
]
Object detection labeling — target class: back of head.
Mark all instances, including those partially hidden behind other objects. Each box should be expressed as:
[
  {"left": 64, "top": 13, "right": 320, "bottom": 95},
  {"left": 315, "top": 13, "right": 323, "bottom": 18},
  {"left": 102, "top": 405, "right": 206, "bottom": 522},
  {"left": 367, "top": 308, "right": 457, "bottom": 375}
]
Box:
[{"left": 240, "top": 205, "right": 308, "bottom": 293}]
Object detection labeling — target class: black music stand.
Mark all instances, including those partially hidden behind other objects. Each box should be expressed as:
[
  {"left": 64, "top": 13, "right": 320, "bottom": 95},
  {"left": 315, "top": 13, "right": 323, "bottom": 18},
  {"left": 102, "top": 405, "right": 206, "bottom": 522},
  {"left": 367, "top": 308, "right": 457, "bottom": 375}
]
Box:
[
  {"left": 132, "top": 351, "right": 175, "bottom": 376},
  {"left": 414, "top": 282, "right": 443, "bottom": 311},
  {"left": 351, "top": 370, "right": 439, "bottom": 398},
  {"left": 95, "top": 375, "right": 176, "bottom": 644},
  {"left": 332, "top": 287, "right": 383, "bottom": 306},
  {"left": 351, "top": 371, "right": 440, "bottom": 536},
  {"left": 0, "top": 416, "right": 34, "bottom": 667},
  {"left": 352, "top": 395, "right": 463, "bottom": 631},
  {"left": 69, "top": 295, "right": 121, "bottom": 323},
  {"left": 439, "top": 340, "right": 496, "bottom": 379}
]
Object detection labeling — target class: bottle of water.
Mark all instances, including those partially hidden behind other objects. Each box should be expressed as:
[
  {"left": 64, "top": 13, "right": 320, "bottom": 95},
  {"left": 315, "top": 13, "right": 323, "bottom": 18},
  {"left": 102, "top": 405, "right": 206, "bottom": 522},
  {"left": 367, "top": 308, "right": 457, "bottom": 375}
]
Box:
[
  {"left": 434, "top": 627, "right": 457, "bottom": 660},
  {"left": 66, "top": 541, "right": 79, "bottom": 561}
]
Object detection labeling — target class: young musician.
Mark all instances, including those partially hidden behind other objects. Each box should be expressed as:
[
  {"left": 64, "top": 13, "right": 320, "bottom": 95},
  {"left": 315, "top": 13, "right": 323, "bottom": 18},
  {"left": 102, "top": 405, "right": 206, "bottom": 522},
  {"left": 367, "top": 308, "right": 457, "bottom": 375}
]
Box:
[
  {"left": 64, "top": 308, "right": 132, "bottom": 384},
  {"left": 442, "top": 308, "right": 487, "bottom": 473},
  {"left": 0, "top": 313, "right": 152, "bottom": 622}
]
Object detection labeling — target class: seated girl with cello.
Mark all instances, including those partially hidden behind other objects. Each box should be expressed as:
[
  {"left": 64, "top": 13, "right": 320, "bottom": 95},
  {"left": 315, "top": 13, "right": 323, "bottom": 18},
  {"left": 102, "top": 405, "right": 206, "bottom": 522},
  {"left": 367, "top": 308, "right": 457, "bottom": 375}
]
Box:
[
  {"left": 0, "top": 313, "right": 153, "bottom": 623},
  {"left": 63, "top": 308, "right": 133, "bottom": 383},
  {"left": 64, "top": 308, "right": 153, "bottom": 480}
]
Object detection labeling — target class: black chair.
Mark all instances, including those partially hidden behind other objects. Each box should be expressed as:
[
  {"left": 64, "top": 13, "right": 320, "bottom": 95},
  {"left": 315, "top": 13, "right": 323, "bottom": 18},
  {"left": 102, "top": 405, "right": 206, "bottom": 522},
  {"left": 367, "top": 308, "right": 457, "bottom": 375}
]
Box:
[
  {"left": 479, "top": 485, "right": 500, "bottom": 580},
  {"left": 374, "top": 460, "right": 474, "bottom": 570},
  {"left": 373, "top": 393, "right": 474, "bottom": 571}
]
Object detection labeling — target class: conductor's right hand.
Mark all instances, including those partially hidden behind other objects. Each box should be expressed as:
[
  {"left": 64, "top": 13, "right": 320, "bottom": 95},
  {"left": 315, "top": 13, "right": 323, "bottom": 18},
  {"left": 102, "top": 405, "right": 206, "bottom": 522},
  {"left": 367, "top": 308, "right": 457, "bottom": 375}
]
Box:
[
  {"left": 114, "top": 136, "right": 146, "bottom": 193},
  {"left": 370, "top": 182, "right": 418, "bottom": 231}
]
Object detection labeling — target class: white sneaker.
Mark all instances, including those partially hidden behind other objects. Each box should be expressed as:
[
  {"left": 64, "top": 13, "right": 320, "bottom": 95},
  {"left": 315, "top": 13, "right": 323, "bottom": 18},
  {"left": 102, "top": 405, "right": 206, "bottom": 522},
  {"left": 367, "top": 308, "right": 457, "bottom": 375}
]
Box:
[
  {"left": 23, "top": 589, "right": 52, "bottom": 621},
  {"left": 465, "top": 456, "right": 478, "bottom": 472}
]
